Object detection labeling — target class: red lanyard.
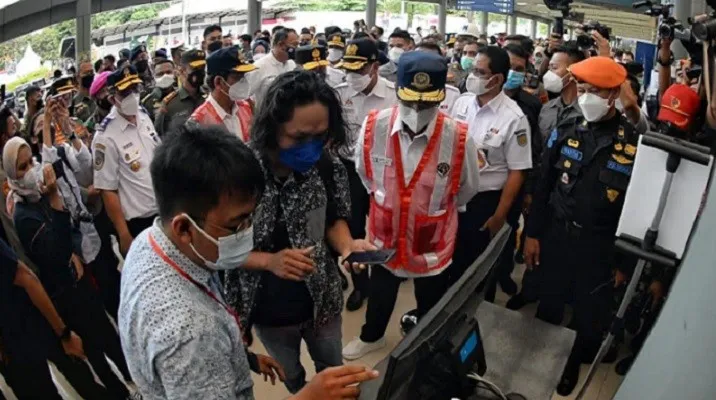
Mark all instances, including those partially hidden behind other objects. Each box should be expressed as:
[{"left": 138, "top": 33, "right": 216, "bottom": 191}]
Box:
[{"left": 149, "top": 233, "right": 245, "bottom": 336}]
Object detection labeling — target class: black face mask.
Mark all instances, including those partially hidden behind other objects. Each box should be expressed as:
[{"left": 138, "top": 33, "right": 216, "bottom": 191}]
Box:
[
  {"left": 207, "top": 41, "right": 222, "bottom": 53},
  {"left": 287, "top": 46, "right": 296, "bottom": 60},
  {"left": 34, "top": 99, "right": 44, "bottom": 110},
  {"left": 97, "top": 97, "right": 113, "bottom": 111},
  {"left": 299, "top": 40, "right": 310, "bottom": 46},
  {"left": 135, "top": 60, "right": 149, "bottom": 73},
  {"left": 81, "top": 74, "right": 95, "bottom": 89},
  {"left": 188, "top": 70, "right": 206, "bottom": 89}
]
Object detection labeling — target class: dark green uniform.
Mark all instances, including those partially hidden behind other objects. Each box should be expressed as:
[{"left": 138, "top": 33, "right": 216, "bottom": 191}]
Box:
[
  {"left": 153, "top": 86, "right": 206, "bottom": 137},
  {"left": 140, "top": 87, "right": 173, "bottom": 122},
  {"left": 72, "top": 92, "right": 96, "bottom": 125}
]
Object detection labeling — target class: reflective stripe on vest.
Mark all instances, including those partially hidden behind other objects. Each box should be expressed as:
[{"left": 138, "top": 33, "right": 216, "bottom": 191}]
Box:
[
  {"left": 363, "top": 107, "right": 466, "bottom": 275},
  {"left": 190, "top": 99, "right": 252, "bottom": 142}
]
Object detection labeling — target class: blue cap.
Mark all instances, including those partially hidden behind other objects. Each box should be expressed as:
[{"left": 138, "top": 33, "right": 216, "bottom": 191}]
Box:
[
  {"left": 130, "top": 45, "right": 147, "bottom": 62},
  {"left": 206, "top": 46, "right": 257, "bottom": 75},
  {"left": 397, "top": 51, "right": 447, "bottom": 103},
  {"left": 107, "top": 65, "right": 143, "bottom": 91}
]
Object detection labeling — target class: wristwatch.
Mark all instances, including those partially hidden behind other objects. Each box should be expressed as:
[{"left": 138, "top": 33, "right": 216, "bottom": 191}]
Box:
[{"left": 59, "top": 326, "right": 72, "bottom": 342}]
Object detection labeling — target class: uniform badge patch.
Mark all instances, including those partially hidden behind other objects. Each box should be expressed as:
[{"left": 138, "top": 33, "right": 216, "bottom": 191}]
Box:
[
  {"left": 624, "top": 144, "right": 637, "bottom": 156},
  {"left": 564, "top": 160, "right": 572, "bottom": 168},
  {"left": 515, "top": 129, "right": 527, "bottom": 147},
  {"left": 606, "top": 188, "right": 620, "bottom": 203},
  {"left": 130, "top": 160, "right": 141, "bottom": 172},
  {"left": 94, "top": 150, "right": 105, "bottom": 171},
  {"left": 561, "top": 172, "right": 569, "bottom": 184},
  {"left": 561, "top": 146, "right": 583, "bottom": 161},
  {"left": 437, "top": 162, "right": 451, "bottom": 177},
  {"left": 611, "top": 154, "right": 633, "bottom": 165},
  {"left": 567, "top": 139, "right": 580, "bottom": 148},
  {"left": 614, "top": 143, "right": 623, "bottom": 152},
  {"left": 547, "top": 129, "right": 558, "bottom": 148}
]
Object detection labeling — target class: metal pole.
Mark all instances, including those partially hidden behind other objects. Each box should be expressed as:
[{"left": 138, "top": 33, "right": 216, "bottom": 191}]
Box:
[
  {"left": 75, "top": 0, "right": 91, "bottom": 64},
  {"left": 480, "top": 11, "right": 488, "bottom": 34},
  {"left": 366, "top": 0, "right": 377, "bottom": 30},
  {"left": 530, "top": 19, "right": 537, "bottom": 39},
  {"left": 509, "top": 14, "right": 517, "bottom": 35},
  {"left": 181, "top": 0, "right": 187, "bottom": 45},
  {"left": 438, "top": 0, "right": 447, "bottom": 35},
  {"left": 247, "top": 0, "right": 259, "bottom": 37}
]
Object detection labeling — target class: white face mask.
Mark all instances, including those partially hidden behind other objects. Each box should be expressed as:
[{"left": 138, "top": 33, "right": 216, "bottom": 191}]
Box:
[
  {"left": 578, "top": 93, "right": 612, "bottom": 122},
  {"left": 223, "top": 77, "right": 250, "bottom": 101},
  {"left": 615, "top": 98, "right": 624, "bottom": 113},
  {"left": 543, "top": 70, "right": 567, "bottom": 94},
  {"left": 466, "top": 74, "right": 493, "bottom": 96},
  {"left": 346, "top": 72, "right": 372, "bottom": 93},
  {"left": 155, "top": 74, "right": 176, "bottom": 89},
  {"left": 389, "top": 47, "right": 405, "bottom": 64},
  {"left": 327, "top": 48, "right": 343, "bottom": 63},
  {"left": 118, "top": 92, "right": 140, "bottom": 116},
  {"left": 184, "top": 214, "right": 254, "bottom": 271},
  {"left": 253, "top": 53, "right": 266, "bottom": 61},
  {"left": 399, "top": 104, "right": 439, "bottom": 133}
]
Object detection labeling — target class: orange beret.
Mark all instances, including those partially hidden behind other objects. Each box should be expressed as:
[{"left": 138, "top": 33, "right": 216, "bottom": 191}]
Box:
[{"left": 569, "top": 56, "right": 627, "bottom": 89}]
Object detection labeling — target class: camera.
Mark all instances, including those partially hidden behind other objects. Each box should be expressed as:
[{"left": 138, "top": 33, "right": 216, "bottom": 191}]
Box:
[
  {"left": 543, "top": 0, "right": 573, "bottom": 36},
  {"left": 691, "top": 12, "right": 716, "bottom": 41},
  {"left": 633, "top": 1, "right": 685, "bottom": 40},
  {"left": 576, "top": 21, "right": 611, "bottom": 49}
]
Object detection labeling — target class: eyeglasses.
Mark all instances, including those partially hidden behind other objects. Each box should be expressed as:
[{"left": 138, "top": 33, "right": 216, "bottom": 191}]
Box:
[{"left": 202, "top": 214, "right": 253, "bottom": 238}]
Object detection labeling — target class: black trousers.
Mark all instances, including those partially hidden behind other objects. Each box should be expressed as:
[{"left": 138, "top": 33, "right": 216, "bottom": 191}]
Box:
[
  {"left": 126, "top": 215, "right": 156, "bottom": 238},
  {"left": 54, "top": 277, "right": 131, "bottom": 399},
  {"left": 342, "top": 158, "right": 370, "bottom": 293},
  {"left": 360, "top": 265, "right": 448, "bottom": 343},
  {"left": 3, "top": 340, "right": 108, "bottom": 400},
  {"left": 446, "top": 191, "right": 502, "bottom": 288},
  {"left": 91, "top": 207, "right": 121, "bottom": 321},
  {"left": 536, "top": 220, "right": 614, "bottom": 363},
  {"left": 485, "top": 190, "right": 524, "bottom": 301}
]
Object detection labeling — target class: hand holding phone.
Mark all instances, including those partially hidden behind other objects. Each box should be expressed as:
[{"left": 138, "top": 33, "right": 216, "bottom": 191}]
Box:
[{"left": 344, "top": 249, "right": 395, "bottom": 268}]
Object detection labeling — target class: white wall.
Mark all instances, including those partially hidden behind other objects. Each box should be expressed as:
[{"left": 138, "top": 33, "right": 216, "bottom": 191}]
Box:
[{"left": 615, "top": 168, "right": 716, "bottom": 399}]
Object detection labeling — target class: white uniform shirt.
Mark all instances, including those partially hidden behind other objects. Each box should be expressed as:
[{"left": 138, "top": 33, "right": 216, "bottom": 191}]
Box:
[
  {"left": 334, "top": 77, "right": 397, "bottom": 154},
  {"left": 354, "top": 109, "right": 481, "bottom": 278},
  {"left": 207, "top": 94, "right": 243, "bottom": 139},
  {"left": 92, "top": 107, "right": 160, "bottom": 220},
  {"left": 247, "top": 51, "right": 296, "bottom": 97},
  {"left": 326, "top": 67, "right": 346, "bottom": 88},
  {"left": 439, "top": 84, "right": 461, "bottom": 116},
  {"left": 451, "top": 91, "right": 532, "bottom": 192}
]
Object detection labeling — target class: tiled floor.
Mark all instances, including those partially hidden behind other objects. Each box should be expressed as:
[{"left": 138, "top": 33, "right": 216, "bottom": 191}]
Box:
[{"left": 0, "top": 264, "right": 625, "bottom": 400}]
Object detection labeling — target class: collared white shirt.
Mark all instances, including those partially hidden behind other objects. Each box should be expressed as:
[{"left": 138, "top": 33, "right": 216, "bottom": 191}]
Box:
[
  {"left": 247, "top": 50, "right": 296, "bottom": 97},
  {"left": 334, "top": 76, "right": 397, "bottom": 154},
  {"left": 326, "top": 66, "right": 345, "bottom": 88},
  {"left": 439, "top": 84, "right": 461, "bottom": 116},
  {"left": 207, "top": 94, "right": 243, "bottom": 139},
  {"left": 92, "top": 107, "right": 160, "bottom": 220},
  {"left": 451, "top": 91, "right": 532, "bottom": 192}
]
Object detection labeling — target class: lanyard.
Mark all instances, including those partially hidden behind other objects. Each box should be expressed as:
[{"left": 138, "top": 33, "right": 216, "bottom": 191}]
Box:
[{"left": 148, "top": 233, "right": 245, "bottom": 336}]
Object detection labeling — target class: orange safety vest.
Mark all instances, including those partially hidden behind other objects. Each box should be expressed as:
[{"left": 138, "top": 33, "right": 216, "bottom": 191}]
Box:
[
  {"left": 364, "top": 106, "right": 467, "bottom": 276},
  {"left": 189, "top": 99, "right": 252, "bottom": 142}
]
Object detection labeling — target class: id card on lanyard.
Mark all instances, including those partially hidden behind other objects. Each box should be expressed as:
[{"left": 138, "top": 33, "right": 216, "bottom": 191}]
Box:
[{"left": 149, "top": 233, "right": 246, "bottom": 343}]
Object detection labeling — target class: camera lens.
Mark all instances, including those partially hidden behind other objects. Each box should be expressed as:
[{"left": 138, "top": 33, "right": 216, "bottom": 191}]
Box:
[
  {"left": 693, "top": 18, "right": 716, "bottom": 41},
  {"left": 577, "top": 34, "right": 594, "bottom": 49},
  {"left": 659, "top": 24, "right": 674, "bottom": 39}
]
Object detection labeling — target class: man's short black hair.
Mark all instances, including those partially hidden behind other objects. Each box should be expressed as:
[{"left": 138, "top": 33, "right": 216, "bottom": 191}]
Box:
[
  {"left": 53, "top": 69, "right": 63, "bottom": 78},
  {"left": 389, "top": 30, "right": 411, "bottom": 42},
  {"left": 151, "top": 124, "right": 264, "bottom": 222},
  {"left": 104, "top": 54, "right": 116, "bottom": 63},
  {"left": 416, "top": 42, "right": 443, "bottom": 56},
  {"left": 554, "top": 43, "right": 587, "bottom": 64},
  {"left": 301, "top": 27, "right": 311, "bottom": 35},
  {"left": 374, "top": 26, "right": 384, "bottom": 35},
  {"left": 240, "top": 34, "right": 252, "bottom": 42},
  {"left": 223, "top": 33, "right": 233, "bottom": 39},
  {"left": 503, "top": 43, "right": 529, "bottom": 62},
  {"left": 353, "top": 32, "right": 370, "bottom": 40},
  {"left": 94, "top": 59, "right": 103, "bottom": 72},
  {"left": 623, "top": 50, "right": 634, "bottom": 58},
  {"left": 477, "top": 46, "right": 511, "bottom": 82},
  {"left": 25, "top": 85, "right": 41, "bottom": 98},
  {"left": 272, "top": 29, "right": 296, "bottom": 47},
  {"left": 203, "top": 24, "right": 222, "bottom": 39},
  {"left": 272, "top": 25, "right": 285, "bottom": 35},
  {"left": 614, "top": 49, "right": 624, "bottom": 57}
]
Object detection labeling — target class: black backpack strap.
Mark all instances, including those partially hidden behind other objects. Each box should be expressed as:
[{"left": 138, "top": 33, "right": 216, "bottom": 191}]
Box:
[
  {"left": 316, "top": 153, "right": 340, "bottom": 226},
  {"left": 55, "top": 145, "right": 73, "bottom": 171}
]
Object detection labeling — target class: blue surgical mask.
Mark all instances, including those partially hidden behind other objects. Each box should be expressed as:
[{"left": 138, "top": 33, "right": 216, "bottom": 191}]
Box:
[
  {"left": 279, "top": 139, "right": 323, "bottom": 173},
  {"left": 504, "top": 70, "right": 526, "bottom": 90},
  {"left": 460, "top": 56, "right": 475, "bottom": 72}
]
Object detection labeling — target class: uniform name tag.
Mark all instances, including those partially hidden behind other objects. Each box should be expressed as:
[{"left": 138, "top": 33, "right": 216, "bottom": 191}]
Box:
[
  {"left": 371, "top": 155, "right": 393, "bottom": 166},
  {"left": 607, "top": 160, "right": 632, "bottom": 176},
  {"left": 561, "top": 146, "right": 583, "bottom": 161}
]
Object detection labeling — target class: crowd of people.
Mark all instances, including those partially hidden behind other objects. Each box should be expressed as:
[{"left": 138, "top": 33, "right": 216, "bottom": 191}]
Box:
[{"left": 0, "top": 17, "right": 711, "bottom": 400}]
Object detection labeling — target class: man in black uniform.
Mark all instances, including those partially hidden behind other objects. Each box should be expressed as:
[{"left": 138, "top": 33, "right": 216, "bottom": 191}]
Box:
[
  {"left": 524, "top": 56, "right": 638, "bottom": 395},
  {"left": 154, "top": 49, "right": 207, "bottom": 137}
]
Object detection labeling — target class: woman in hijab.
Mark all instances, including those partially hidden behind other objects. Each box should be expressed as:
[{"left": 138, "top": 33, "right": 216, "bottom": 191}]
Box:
[{"left": 3, "top": 137, "right": 136, "bottom": 400}]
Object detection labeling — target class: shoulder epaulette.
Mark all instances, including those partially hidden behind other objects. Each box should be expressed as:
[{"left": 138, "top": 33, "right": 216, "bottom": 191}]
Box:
[{"left": 162, "top": 90, "right": 179, "bottom": 105}]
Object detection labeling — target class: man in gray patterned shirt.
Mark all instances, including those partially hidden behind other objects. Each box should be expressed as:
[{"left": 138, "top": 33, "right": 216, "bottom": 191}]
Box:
[{"left": 119, "top": 124, "right": 378, "bottom": 399}]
